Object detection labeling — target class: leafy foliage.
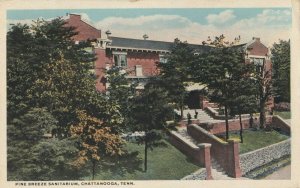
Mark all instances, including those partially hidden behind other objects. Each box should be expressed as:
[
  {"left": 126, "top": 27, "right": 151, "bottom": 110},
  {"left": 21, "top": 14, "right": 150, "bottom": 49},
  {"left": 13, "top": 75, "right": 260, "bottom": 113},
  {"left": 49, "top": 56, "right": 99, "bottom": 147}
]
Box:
[
  {"left": 130, "top": 79, "right": 173, "bottom": 171},
  {"left": 271, "top": 40, "right": 290, "bottom": 103},
  {"left": 157, "top": 38, "right": 195, "bottom": 118},
  {"left": 70, "top": 110, "right": 124, "bottom": 179},
  {"left": 7, "top": 108, "right": 83, "bottom": 180},
  {"left": 192, "top": 40, "right": 248, "bottom": 140}
]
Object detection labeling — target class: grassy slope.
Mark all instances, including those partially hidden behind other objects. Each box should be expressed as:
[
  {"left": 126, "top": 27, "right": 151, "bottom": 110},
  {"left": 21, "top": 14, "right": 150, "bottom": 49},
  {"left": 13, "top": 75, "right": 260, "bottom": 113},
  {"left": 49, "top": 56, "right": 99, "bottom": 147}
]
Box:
[
  {"left": 91, "top": 140, "right": 201, "bottom": 180},
  {"left": 228, "top": 130, "right": 289, "bottom": 154}
]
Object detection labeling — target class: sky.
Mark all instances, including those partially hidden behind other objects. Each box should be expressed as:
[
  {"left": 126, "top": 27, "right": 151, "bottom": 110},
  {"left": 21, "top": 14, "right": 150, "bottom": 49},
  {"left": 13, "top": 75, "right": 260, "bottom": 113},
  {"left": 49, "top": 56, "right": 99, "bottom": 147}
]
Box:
[{"left": 7, "top": 8, "right": 291, "bottom": 47}]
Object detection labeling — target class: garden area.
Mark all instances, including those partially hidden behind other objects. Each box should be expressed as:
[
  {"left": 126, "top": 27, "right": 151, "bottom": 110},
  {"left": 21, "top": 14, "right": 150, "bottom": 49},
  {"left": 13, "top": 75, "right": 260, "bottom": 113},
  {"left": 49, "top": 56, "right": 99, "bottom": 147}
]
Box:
[{"left": 87, "top": 140, "right": 201, "bottom": 180}]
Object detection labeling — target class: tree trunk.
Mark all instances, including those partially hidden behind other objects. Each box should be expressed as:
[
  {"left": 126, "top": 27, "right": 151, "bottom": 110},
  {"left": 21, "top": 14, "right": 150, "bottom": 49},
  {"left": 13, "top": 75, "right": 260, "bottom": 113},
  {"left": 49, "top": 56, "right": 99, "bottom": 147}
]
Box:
[
  {"left": 259, "top": 100, "right": 265, "bottom": 129},
  {"left": 249, "top": 113, "right": 253, "bottom": 128},
  {"left": 92, "top": 160, "right": 96, "bottom": 180},
  {"left": 180, "top": 105, "right": 183, "bottom": 120},
  {"left": 239, "top": 114, "right": 243, "bottom": 143},
  {"left": 144, "top": 134, "right": 148, "bottom": 172},
  {"left": 224, "top": 105, "right": 229, "bottom": 141}
]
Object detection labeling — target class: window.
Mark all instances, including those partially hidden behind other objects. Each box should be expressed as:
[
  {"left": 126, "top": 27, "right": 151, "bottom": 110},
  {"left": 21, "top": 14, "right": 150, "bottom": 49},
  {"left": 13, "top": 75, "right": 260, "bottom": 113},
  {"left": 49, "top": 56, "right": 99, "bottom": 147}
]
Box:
[
  {"left": 250, "top": 58, "right": 264, "bottom": 66},
  {"left": 250, "top": 57, "right": 265, "bottom": 74},
  {"left": 113, "top": 51, "right": 127, "bottom": 67},
  {"left": 159, "top": 54, "right": 168, "bottom": 64}
]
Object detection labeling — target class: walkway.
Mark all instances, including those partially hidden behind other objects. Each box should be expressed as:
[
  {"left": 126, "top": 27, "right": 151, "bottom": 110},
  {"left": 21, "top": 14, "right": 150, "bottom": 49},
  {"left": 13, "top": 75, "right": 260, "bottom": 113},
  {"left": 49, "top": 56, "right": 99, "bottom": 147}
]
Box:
[
  {"left": 174, "top": 109, "right": 223, "bottom": 123},
  {"left": 263, "top": 165, "right": 291, "bottom": 180}
]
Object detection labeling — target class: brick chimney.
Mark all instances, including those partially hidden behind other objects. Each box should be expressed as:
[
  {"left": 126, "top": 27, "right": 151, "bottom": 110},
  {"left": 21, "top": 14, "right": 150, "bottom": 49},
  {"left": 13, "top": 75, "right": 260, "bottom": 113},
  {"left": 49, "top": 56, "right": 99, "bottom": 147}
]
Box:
[
  {"left": 69, "top": 14, "right": 81, "bottom": 21},
  {"left": 252, "top": 37, "right": 260, "bottom": 42}
]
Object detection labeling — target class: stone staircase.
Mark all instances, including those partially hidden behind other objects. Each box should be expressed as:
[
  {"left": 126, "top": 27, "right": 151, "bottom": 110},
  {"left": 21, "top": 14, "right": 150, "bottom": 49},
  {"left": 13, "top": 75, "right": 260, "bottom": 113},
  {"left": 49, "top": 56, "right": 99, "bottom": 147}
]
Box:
[
  {"left": 211, "top": 158, "right": 234, "bottom": 180},
  {"left": 176, "top": 127, "right": 249, "bottom": 180}
]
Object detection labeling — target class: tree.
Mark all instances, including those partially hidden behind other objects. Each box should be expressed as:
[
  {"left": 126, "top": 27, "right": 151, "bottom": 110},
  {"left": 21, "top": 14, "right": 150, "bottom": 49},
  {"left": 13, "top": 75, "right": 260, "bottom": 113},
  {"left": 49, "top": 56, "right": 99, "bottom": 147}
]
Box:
[
  {"left": 70, "top": 111, "right": 124, "bottom": 180},
  {"left": 105, "top": 66, "right": 137, "bottom": 131},
  {"left": 191, "top": 35, "right": 246, "bottom": 140},
  {"left": 130, "top": 79, "right": 173, "bottom": 172},
  {"left": 229, "top": 78, "right": 257, "bottom": 143},
  {"left": 7, "top": 18, "right": 99, "bottom": 138},
  {"left": 7, "top": 108, "right": 82, "bottom": 180},
  {"left": 7, "top": 18, "right": 124, "bottom": 180},
  {"left": 158, "top": 38, "right": 195, "bottom": 119},
  {"left": 271, "top": 40, "right": 290, "bottom": 103},
  {"left": 254, "top": 59, "right": 273, "bottom": 129}
]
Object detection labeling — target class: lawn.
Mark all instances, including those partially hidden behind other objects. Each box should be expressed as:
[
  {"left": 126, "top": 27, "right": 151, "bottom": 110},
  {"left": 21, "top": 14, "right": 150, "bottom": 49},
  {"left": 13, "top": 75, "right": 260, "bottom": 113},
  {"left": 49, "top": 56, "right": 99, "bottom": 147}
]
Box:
[
  {"left": 274, "top": 111, "right": 291, "bottom": 119},
  {"left": 227, "top": 129, "right": 289, "bottom": 154},
  {"left": 89, "top": 140, "right": 201, "bottom": 180}
]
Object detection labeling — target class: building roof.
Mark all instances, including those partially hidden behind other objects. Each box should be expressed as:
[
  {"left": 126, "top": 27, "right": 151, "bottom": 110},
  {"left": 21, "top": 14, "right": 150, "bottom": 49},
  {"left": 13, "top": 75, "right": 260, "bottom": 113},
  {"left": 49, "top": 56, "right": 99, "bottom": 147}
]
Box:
[
  {"left": 109, "top": 36, "right": 173, "bottom": 51},
  {"left": 108, "top": 36, "right": 213, "bottom": 53}
]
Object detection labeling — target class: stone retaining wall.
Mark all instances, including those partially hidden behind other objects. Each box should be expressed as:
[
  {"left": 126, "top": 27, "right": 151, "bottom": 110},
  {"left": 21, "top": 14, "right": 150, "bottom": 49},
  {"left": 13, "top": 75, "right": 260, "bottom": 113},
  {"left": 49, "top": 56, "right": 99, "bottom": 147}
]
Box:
[
  {"left": 181, "top": 168, "right": 207, "bottom": 180},
  {"left": 240, "top": 139, "right": 291, "bottom": 175}
]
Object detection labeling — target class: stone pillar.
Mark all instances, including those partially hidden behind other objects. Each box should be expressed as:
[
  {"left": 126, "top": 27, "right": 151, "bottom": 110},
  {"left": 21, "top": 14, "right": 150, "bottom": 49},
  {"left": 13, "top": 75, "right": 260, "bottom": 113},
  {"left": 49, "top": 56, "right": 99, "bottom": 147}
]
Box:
[
  {"left": 198, "top": 143, "right": 213, "bottom": 180},
  {"left": 227, "top": 139, "right": 242, "bottom": 178}
]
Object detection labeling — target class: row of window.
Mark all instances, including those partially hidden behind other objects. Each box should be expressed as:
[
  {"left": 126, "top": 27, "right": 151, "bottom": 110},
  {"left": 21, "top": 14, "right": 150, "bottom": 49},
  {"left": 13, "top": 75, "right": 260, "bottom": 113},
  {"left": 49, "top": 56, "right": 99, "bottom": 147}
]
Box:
[{"left": 112, "top": 51, "right": 167, "bottom": 67}]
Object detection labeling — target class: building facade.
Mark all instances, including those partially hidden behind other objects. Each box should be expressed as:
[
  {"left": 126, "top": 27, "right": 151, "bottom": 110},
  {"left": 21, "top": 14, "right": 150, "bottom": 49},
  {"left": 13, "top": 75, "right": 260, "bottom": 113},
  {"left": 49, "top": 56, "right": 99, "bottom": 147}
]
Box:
[{"left": 65, "top": 13, "right": 274, "bottom": 110}]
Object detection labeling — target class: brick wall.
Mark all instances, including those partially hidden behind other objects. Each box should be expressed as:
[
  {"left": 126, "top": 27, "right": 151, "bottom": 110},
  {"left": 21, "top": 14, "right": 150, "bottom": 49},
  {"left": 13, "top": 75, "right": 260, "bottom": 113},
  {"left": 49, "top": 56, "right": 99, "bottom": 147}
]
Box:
[
  {"left": 187, "top": 124, "right": 241, "bottom": 178},
  {"left": 169, "top": 131, "right": 213, "bottom": 179},
  {"left": 200, "top": 116, "right": 272, "bottom": 135},
  {"left": 65, "top": 14, "right": 101, "bottom": 41}
]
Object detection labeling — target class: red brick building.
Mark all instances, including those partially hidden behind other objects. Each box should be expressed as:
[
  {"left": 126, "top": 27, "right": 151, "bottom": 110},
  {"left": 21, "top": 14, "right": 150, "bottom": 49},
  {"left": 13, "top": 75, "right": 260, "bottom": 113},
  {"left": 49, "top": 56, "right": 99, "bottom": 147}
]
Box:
[{"left": 65, "top": 13, "right": 273, "bottom": 109}]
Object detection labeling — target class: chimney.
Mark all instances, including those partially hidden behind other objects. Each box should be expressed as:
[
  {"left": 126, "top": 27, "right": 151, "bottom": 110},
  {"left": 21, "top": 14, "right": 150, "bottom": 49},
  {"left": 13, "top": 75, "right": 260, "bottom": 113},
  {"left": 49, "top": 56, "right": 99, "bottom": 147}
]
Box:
[
  {"left": 252, "top": 37, "right": 260, "bottom": 42},
  {"left": 69, "top": 14, "right": 81, "bottom": 21}
]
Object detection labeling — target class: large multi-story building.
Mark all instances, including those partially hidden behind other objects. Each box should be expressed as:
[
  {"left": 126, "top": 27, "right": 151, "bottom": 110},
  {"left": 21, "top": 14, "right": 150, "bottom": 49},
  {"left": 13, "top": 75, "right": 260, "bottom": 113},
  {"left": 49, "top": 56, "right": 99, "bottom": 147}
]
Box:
[{"left": 65, "top": 13, "right": 273, "bottom": 110}]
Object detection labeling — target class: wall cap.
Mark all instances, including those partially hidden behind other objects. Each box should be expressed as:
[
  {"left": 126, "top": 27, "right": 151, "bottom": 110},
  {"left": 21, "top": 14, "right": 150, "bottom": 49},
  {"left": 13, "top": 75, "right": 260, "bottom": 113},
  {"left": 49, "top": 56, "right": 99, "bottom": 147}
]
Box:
[{"left": 198, "top": 143, "right": 212, "bottom": 148}]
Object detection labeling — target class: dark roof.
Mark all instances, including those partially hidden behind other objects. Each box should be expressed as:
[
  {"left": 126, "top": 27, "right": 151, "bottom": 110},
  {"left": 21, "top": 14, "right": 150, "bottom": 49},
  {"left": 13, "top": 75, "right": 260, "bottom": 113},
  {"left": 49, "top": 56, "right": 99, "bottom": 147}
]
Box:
[
  {"left": 108, "top": 36, "right": 173, "bottom": 51},
  {"left": 108, "top": 36, "right": 246, "bottom": 54}
]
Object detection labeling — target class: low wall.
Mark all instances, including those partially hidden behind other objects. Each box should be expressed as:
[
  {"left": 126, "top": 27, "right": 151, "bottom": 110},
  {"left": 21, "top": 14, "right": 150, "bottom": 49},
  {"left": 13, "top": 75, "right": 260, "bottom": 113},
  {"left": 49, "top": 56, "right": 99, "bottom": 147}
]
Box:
[
  {"left": 187, "top": 124, "right": 241, "bottom": 178},
  {"left": 240, "top": 139, "right": 291, "bottom": 175},
  {"left": 169, "top": 131, "right": 213, "bottom": 180},
  {"left": 169, "top": 131, "right": 202, "bottom": 163},
  {"left": 200, "top": 116, "right": 272, "bottom": 135},
  {"left": 272, "top": 115, "right": 290, "bottom": 135}
]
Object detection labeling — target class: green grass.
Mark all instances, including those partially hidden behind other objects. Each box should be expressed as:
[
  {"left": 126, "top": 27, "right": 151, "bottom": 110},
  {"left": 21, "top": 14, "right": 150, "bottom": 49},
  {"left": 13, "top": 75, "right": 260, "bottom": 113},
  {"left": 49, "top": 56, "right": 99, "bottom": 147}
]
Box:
[
  {"left": 227, "top": 130, "right": 289, "bottom": 154},
  {"left": 89, "top": 140, "right": 201, "bottom": 180},
  {"left": 274, "top": 111, "right": 291, "bottom": 119}
]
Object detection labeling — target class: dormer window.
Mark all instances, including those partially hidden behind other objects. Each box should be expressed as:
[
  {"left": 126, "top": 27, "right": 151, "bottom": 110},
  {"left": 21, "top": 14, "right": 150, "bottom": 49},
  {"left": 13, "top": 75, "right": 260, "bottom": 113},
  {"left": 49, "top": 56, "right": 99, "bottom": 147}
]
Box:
[{"left": 113, "top": 51, "right": 127, "bottom": 67}]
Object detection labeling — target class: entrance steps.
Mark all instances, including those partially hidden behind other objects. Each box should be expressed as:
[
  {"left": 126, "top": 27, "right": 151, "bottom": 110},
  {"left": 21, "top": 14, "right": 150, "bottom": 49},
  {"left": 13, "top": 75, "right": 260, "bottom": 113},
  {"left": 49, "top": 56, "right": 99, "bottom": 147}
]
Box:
[{"left": 176, "top": 127, "right": 249, "bottom": 180}]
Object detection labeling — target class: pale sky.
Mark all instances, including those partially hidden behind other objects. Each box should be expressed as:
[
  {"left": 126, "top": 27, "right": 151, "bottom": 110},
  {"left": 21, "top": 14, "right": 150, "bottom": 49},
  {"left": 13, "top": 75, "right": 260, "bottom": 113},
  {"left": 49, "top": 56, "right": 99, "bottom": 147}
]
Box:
[{"left": 7, "top": 8, "right": 291, "bottom": 47}]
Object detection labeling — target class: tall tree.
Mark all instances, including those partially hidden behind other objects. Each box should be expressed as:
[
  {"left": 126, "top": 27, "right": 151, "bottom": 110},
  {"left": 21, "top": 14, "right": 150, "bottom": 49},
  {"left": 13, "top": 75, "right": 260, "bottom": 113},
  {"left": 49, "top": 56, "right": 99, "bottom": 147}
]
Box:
[
  {"left": 7, "top": 18, "right": 100, "bottom": 138},
  {"left": 191, "top": 35, "right": 246, "bottom": 140},
  {"left": 229, "top": 77, "right": 257, "bottom": 143},
  {"left": 105, "top": 66, "right": 137, "bottom": 132},
  {"left": 130, "top": 79, "right": 173, "bottom": 172},
  {"left": 271, "top": 40, "right": 290, "bottom": 103},
  {"left": 7, "top": 18, "right": 124, "bottom": 180},
  {"left": 158, "top": 38, "right": 195, "bottom": 119}
]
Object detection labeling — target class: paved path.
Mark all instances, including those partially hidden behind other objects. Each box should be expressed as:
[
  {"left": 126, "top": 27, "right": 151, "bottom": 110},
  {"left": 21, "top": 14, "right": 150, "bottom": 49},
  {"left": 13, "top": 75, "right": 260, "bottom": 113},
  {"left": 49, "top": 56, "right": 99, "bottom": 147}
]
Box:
[{"left": 263, "top": 165, "right": 291, "bottom": 180}]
